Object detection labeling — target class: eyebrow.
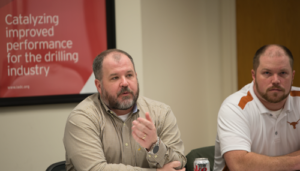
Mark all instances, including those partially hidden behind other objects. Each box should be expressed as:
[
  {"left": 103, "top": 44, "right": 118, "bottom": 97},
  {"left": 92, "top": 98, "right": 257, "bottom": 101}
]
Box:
[
  {"left": 126, "top": 70, "right": 134, "bottom": 74},
  {"left": 109, "top": 73, "right": 118, "bottom": 77},
  {"left": 108, "top": 70, "right": 134, "bottom": 77},
  {"left": 261, "top": 68, "right": 289, "bottom": 72}
]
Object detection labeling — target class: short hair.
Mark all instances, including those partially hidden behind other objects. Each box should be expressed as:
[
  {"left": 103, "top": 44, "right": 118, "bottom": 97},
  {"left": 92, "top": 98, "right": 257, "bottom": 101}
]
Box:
[
  {"left": 253, "top": 44, "right": 294, "bottom": 71},
  {"left": 93, "top": 49, "right": 136, "bottom": 81}
]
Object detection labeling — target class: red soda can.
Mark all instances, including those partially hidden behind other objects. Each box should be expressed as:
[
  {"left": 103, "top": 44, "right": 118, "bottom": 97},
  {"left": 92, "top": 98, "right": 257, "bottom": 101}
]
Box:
[{"left": 194, "top": 158, "right": 210, "bottom": 171}]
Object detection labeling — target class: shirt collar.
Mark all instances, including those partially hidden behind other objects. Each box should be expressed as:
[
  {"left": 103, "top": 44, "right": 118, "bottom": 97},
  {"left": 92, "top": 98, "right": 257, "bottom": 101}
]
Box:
[{"left": 132, "top": 103, "right": 138, "bottom": 113}]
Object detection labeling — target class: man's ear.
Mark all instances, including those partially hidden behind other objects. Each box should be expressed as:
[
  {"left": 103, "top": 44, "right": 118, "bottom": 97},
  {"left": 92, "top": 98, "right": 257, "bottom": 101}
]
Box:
[
  {"left": 292, "top": 70, "right": 296, "bottom": 83},
  {"left": 251, "top": 69, "right": 256, "bottom": 82},
  {"left": 95, "top": 79, "right": 102, "bottom": 94}
]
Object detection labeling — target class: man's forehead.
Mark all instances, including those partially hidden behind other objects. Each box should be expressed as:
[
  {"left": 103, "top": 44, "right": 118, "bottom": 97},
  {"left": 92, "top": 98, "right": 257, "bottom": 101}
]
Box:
[
  {"left": 105, "top": 52, "right": 124, "bottom": 61},
  {"left": 258, "top": 47, "right": 292, "bottom": 70},
  {"left": 262, "top": 45, "right": 286, "bottom": 57},
  {"left": 102, "top": 52, "right": 133, "bottom": 72},
  {"left": 103, "top": 52, "right": 130, "bottom": 66}
]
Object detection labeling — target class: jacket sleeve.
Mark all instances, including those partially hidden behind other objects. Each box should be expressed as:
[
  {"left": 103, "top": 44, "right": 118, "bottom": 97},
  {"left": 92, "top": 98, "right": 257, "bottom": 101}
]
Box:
[
  {"left": 146, "top": 107, "right": 187, "bottom": 169},
  {"left": 63, "top": 111, "right": 156, "bottom": 171}
]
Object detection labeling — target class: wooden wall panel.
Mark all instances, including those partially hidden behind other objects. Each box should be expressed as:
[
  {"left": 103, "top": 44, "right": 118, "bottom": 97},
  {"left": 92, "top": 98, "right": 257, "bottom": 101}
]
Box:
[{"left": 236, "top": 0, "right": 300, "bottom": 89}]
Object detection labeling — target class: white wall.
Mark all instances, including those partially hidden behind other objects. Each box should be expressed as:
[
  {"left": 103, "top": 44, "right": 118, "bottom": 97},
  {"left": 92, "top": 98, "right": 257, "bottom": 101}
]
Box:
[
  {"left": 0, "top": 1, "right": 236, "bottom": 170},
  {"left": 140, "top": 0, "right": 236, "bottom": 154}
]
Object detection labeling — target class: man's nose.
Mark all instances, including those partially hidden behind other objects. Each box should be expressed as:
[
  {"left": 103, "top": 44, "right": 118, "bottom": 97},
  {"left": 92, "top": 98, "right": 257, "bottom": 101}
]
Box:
[
  {"left": 120, "top": 76, "right": 129, "bottom": 87},
  {"left": 272, "top": 74, "right": 280, "bottom": 84}
]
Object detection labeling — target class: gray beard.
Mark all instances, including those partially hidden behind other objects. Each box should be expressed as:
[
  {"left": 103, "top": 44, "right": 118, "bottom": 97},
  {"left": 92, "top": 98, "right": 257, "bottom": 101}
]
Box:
[{"left": 101, "top": 84, "right": 139, "bottom": 110}]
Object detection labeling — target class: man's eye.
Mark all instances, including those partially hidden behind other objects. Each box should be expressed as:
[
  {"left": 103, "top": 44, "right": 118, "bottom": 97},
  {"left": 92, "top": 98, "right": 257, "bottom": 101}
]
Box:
[
  {"left": 263, "top": 72, "right": 270, "bottom": 75},
  {"left": 111, "top": 77, "right": 118, "bottom": 80},
  {"left": 127, "top": 74, "right": 133, "bottom": 77},
  {"left": 280, "top": 72, "right": 286, "bottom": 75}
]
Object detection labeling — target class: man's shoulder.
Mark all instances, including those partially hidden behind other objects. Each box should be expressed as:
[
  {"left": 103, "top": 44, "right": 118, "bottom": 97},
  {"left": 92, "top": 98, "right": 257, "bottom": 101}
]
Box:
[
  {"left": 74, "top": 93, "right": 100, "bottom": 109},
  {"left": 137, "top": 96, "right": 170, "bottom": 109},
  {"left": 137, "top": 96, "right": 172, "bottom": 119},
  {"left": 290, "top": 86, "right": 300, "bottom": 97},
  {"left": 222, "top": 83, "right": 254, "bottom": 109},
  {"left": 69, "top": 93, "right": 103, "bottom": 119}
]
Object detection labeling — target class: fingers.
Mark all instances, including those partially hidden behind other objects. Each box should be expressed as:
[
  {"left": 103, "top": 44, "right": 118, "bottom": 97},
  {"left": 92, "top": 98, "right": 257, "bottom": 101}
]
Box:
[
  {"left": 132, "top": 127, "right": 144, "bottom": 143},
  {"left": 136, "top": 113, "right": 154, "bottom": 130},
  {"left": 132, "top": 120, "right": 148, "bottom": 137},
  {"left": 169, "top": 161, "right": 181, "bottom": 168},
  {"left": 133, "top": 118, "right": 154, "bottom": 132},
  {"left": 132, "top": 124, "right": 147, "bottom": 140},
  {"left": 145, "top": 112, "right": 153, "bottom": 123},
  {"left": 132, "top": 112, "right": 158, "bottom": 149},
  {"left": 157, "top": 161, "right": 184, "bottom": 171},
  {"left": 169, "top": 161, "right": 185, "bottom": 171}
]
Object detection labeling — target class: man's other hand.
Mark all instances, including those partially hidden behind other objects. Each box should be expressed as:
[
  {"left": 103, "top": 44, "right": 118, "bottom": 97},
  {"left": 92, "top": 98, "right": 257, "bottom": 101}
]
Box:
[
  {"left": 157, "top": 161, "right": 185, "bottom": 171},
  {"left": 132, "top": 112, "right": 157, "bottom": 149}
]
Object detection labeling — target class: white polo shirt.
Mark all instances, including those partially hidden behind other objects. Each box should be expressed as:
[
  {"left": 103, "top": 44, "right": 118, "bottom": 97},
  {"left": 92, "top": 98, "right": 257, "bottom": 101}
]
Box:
[{"left": 213, "top": 82, "right": 300, "bottom": 171}]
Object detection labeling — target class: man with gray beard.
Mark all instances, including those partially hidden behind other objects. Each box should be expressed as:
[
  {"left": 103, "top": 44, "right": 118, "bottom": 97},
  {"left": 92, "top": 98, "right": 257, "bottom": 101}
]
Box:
[{"left": 63, "top": 49, "right": 186, "bottom": 171}]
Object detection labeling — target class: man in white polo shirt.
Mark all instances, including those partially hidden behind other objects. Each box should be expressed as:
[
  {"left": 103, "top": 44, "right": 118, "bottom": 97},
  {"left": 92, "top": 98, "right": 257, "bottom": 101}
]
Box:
[{"left": 214, "top": 44, "right": 300, "bottom": 171}]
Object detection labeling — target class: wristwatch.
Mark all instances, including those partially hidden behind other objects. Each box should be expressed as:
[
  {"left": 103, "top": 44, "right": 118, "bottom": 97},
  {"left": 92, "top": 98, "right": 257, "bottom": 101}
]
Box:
[{"left": 148, "top": 136, "right": 160, "bottom": 154}]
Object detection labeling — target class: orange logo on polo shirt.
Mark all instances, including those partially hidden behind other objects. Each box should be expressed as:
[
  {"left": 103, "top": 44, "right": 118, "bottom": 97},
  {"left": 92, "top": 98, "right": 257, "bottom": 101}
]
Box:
[
  {"left": 238, "top": 91, "right": 253, "bottom": 110},
  {"left": 287, "top": 119, "right": 300, "bottom": 129}
]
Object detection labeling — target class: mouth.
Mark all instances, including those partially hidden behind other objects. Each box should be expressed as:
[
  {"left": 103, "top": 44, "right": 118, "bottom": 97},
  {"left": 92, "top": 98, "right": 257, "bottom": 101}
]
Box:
[
  {"left": 269, "top": 90, "right": 282, "bottom": 93},
  {"left": 117, "top": 89, "right": 133, "bottom": 97},
  {"left": 121, "top": 91, "right": 130, "bottom": 95},
  {"left": 267, "top": 87, "right": 283, "bottom": 92}
]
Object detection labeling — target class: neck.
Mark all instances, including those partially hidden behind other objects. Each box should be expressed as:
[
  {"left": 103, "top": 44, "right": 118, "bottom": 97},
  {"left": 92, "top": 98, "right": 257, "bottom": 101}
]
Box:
[
  {"left": 258, "top": 97, "right": 286, "bottom": 111},
  {"left": 111, "top": 107, "right": 133, "bottom": 116}
]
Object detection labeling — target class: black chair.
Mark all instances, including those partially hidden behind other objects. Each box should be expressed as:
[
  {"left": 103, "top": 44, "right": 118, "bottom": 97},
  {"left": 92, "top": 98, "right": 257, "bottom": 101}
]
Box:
[
  {"left": 46, "top": 161, "right": 66, "bottom": 171},
  {"left": 185, "top": 146, "right": 215, "bottom": 171}
]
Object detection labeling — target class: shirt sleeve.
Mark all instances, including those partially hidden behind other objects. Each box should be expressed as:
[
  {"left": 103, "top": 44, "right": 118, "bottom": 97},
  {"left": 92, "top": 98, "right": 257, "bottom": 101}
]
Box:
[
  {"left": 217, "top": 102, "right": 252, "bottom": 156},
  {"left": 63, "top": 112, "right": 156, "bottom": 171},
  {"left": 146, "top": 108, "right": 187, "bottom": 169}
]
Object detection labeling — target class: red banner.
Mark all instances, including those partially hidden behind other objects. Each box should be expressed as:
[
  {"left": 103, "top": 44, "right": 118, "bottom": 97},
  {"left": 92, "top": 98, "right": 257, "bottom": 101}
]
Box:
[{"left": 0, "top": 0, "right": 108, "bottom": 98}]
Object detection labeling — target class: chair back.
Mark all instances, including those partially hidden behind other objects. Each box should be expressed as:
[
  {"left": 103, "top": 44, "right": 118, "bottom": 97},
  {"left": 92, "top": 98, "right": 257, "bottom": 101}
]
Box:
[
  {"left": 46, "top": 161, "right": 66, "bottom": 171},
  {"left": 185, "top": 146, "right": 215, "bottom": 171}
]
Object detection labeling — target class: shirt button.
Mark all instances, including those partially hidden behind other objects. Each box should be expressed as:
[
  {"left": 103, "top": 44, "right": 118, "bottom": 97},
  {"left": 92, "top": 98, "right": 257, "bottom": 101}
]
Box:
[
  {"left": 270, "top": 114, "right": 272, "bottom": 116},
  {"left": 155, "top": 155, "right": 157, "bottom": 158},
  {"left": 275, "top": 131, "right": 278, "bottom": 135},
  {"left": 125, "top": 143, "right": 128, "bottom": 146},
  {"left": 149, "top": 155, "right": 151, "bottom": 157}
]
